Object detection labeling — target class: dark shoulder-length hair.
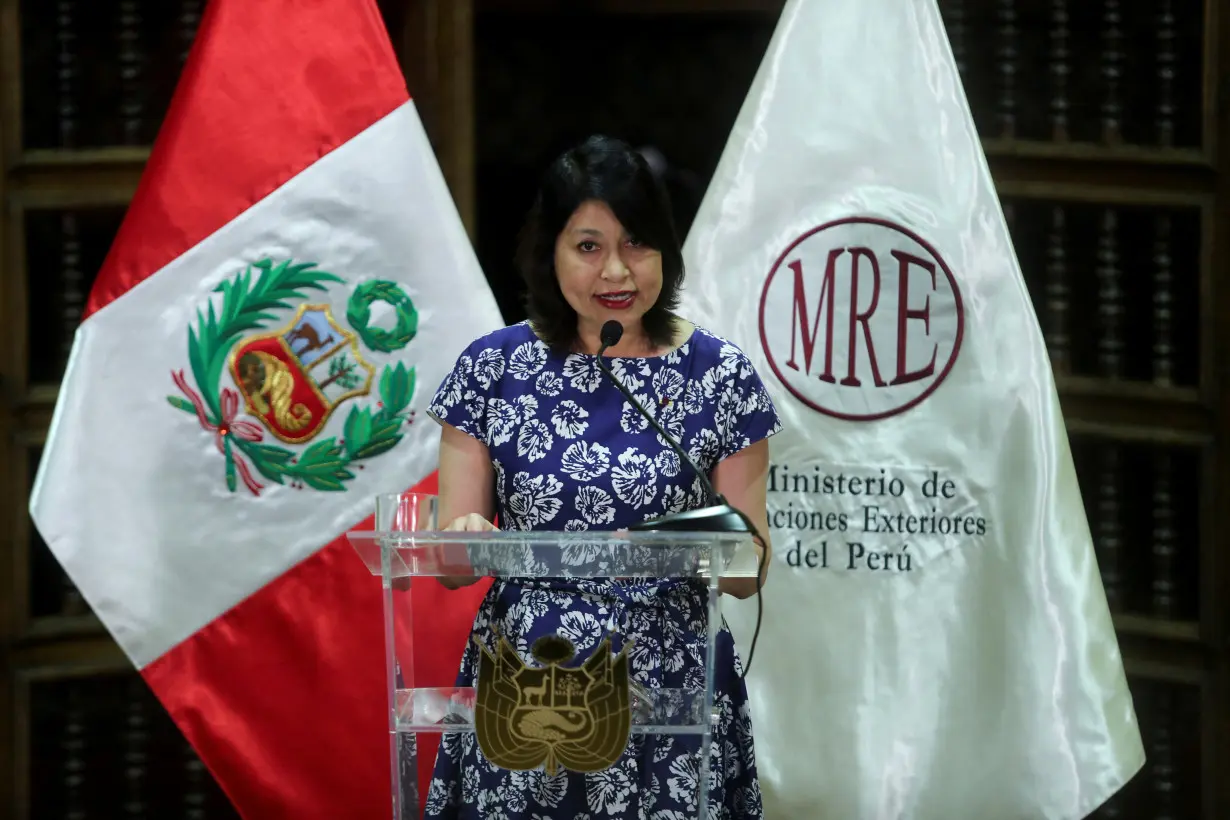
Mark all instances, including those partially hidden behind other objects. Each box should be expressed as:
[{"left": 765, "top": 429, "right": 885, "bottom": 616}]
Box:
[{"left": 516, "top": 134, "right": 685, "bottom": 354}]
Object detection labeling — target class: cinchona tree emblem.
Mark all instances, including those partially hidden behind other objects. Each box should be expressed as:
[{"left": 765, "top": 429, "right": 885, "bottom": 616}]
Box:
[{"left": 168, "top": 258, "right": 419, "bottom": 496}]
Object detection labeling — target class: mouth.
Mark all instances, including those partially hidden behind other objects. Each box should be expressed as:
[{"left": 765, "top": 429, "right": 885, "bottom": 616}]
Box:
[{"left": 595, "top": 291, "right": 636, "bottom": 310}]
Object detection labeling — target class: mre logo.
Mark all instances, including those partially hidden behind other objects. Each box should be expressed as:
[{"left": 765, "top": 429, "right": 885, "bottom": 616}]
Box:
[{"left": 758, "top": 217, "right": 964, "bottom": 421}]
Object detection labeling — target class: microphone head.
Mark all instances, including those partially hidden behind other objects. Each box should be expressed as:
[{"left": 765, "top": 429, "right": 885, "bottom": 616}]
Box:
[{"left": 599, "top": 320, "right": 623, "bottom": 349}]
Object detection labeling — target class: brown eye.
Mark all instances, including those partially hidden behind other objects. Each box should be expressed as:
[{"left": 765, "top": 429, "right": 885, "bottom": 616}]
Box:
[{"left": 578, "top": 241, "right": 598, "bottom": 252}]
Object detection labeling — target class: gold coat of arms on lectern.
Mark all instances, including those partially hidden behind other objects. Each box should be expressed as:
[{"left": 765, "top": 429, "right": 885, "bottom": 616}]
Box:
[{"left": 473, "top": 632, "right": 632, "bottom": 775}]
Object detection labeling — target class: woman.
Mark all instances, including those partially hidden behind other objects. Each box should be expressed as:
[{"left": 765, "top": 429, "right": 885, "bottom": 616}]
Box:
[{"left": 424, "top": 134, "right": 780, "bottom": 819}]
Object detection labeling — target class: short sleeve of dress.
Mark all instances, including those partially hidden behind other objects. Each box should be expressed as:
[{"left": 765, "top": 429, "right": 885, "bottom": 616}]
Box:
[
  {"left": 427, "top": 340, "right": 498, "bottom": 444},
  {"left": 716, "top": 348, "right": 783, "bottom": 462}
]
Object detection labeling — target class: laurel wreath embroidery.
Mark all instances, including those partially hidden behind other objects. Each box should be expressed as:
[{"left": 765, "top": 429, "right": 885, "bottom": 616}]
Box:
[
  {"left": 166, "top": 258, "right": 418, "bottom": 496},
  {"left": 347, "top": 279, "right": 418, "bottom": 353}
]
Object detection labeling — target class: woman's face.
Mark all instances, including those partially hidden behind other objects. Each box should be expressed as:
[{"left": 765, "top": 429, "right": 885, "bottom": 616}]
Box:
[{"left": 554, "top": 199, "right": 663, "bottom": 341}]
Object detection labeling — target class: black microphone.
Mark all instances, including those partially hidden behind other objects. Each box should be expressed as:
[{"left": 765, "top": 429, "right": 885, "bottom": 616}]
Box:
[
  {"left": 598, "top": 318, "right": 623, "bottom": 349},
  {"left": 594, "top": 319, "right": 766, "bottom": 676}
]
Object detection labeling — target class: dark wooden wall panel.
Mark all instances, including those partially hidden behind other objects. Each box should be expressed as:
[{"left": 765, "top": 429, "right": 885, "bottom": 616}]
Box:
[
  {"left": 23, "top": 672, "right": 238, "bottom": 819},
  {"left": 19, "top": 0, "right": 201, "bottom": 151},
  {"left": 23, "top": 208, "right": 123, "bottom": 387},
  {"left": 1, "top": 0, "right": 1226, "bottom": 816},
  {"left": 473, "top": 9, "right": 775, "bottom": 321}
]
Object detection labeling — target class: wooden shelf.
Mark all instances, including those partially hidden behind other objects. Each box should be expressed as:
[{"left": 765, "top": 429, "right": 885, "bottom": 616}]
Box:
[
  {"left": 1056, "top": 370, "right": 1208, "bottom": 438},
  {"left": 1119, "top": 639, "right": 1210, "bottom": 684},
  {"left": 987, "top": 147, "right": 1217, "bottom": 196},
  {"left": 1056, "top": 376, "right": 1201, "bottom": 404},
  {"left": 5, "top": 168, "right": 140, "bottom": 208},
  {"left": 16, "top": 147, "right": 150, "bottom": 169},
  {"left": 9, "top": 635, "right": 127, "bottom": 675},
  {"left": 478, "top": 0, "right": 783, "bottom": 14},
  {"left": 1113, "top": 613, "right": 1202, "bottom": 643},
  {"left": 10, "top": 387, "right": 56, "bottom": 439},
  {"left": 995, "top": 175, "right": 1216, "bottom": 203},
  {"left": 983, "top": 138, "right": 1210, "bottom": 167},
  {"left": 1060, "top": 399, "right": 1211, "bottom": 442},
  {"left": 20, "top": 384, "right": 58, "bottom": 406},
  {"left": 19, "top": 614, "right": 105, "bottom": 645},
  {"left": 4, "top": 148, "right": 145, "bottom": 207},
  {"left": 1122, "top": 653, "right": 1209, "bottom": 686}
]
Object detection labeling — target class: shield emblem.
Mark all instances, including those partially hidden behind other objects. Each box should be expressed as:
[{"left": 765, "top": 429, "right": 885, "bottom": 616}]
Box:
[
  {"left": 474, "top": 633, "right": 632, "bottom": 775},
  {"left": 228, "top": 304, "right": 375, "bottom": 443}
]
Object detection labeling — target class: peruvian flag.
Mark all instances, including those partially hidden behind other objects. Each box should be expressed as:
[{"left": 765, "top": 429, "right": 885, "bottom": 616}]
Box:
[{"left": 29, "top": 2, "right": 500, "bottom": 818}]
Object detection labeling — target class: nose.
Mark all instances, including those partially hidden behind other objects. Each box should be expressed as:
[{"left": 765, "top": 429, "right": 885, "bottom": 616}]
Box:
[{"left": 601, "top": 252, "right": 630, "bottom": 282}]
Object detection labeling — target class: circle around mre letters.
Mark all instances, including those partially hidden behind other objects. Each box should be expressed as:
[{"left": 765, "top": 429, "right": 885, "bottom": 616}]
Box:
[{"left": 757, "top": 216, "right": 965, "bottom": 422}]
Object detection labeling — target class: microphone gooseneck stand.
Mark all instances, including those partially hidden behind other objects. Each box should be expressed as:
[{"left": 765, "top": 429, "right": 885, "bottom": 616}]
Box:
[{"left": 593, "top": 319, "right": 767, "bottom": 678}]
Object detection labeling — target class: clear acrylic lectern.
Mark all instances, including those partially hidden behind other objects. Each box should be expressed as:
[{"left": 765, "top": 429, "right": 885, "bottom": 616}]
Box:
[{"left": 347, "top": 492, "right": 758, "bottom": 820}]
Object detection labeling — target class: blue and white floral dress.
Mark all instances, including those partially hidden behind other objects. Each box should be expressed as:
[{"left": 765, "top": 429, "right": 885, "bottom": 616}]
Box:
[{"left": 424, "top": 320, "right": 780, "bottom": 819}]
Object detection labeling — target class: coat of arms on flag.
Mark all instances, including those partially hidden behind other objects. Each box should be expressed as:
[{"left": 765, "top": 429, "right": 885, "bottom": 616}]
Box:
[{"left": 167, "top": 257, "right": 419, "bottom": 496}]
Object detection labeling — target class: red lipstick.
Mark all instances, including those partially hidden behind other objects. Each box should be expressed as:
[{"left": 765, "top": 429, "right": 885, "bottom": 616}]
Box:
[{"left": 595, "top": 291, "right": 635, "bottom": 310}]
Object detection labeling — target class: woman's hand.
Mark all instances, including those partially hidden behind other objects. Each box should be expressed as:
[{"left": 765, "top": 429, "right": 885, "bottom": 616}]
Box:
[
  {"left": 444, "top": 513, "right": 498, "bottom": 533},
  {"left": 436, "top": 513, "right": 498, "bottom": 589},
  {"left": 392, "top": 514, "right": 496, "bottom": 591}
]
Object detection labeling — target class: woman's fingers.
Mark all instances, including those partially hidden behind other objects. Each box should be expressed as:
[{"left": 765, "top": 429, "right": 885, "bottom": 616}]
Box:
[{"left": 443, "top": 513, "right": 497, "bottom": 532}]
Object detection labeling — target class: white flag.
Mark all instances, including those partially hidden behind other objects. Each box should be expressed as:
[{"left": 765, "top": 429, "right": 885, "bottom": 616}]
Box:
[{"left": 679, "top": 1, "right": 1145, "bottom": 817}]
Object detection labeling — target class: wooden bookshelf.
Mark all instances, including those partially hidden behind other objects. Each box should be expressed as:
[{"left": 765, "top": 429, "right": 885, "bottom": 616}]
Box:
[{"left": 1, "top": 0, "right": 1227, "bottom": 817}]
